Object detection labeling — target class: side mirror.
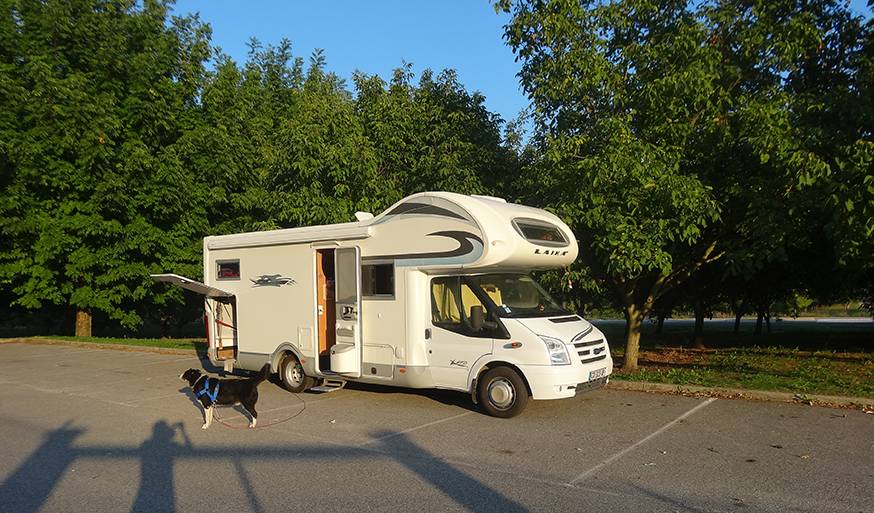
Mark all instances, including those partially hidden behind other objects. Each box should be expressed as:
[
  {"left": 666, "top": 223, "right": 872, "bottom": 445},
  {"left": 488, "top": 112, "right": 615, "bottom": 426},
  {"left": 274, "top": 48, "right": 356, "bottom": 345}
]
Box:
[{"left": 470, "top": 305, "right": 485, "bottom": 331}]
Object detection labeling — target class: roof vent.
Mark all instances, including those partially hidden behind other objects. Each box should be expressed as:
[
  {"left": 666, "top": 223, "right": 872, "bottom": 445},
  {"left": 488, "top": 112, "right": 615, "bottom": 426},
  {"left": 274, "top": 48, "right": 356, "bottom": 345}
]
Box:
[
  {"left": 354, "top": 211, "right": 374, "bottom": 222},
  {"left": 471, "top": 194, "right": 507, "bottom": 203}
]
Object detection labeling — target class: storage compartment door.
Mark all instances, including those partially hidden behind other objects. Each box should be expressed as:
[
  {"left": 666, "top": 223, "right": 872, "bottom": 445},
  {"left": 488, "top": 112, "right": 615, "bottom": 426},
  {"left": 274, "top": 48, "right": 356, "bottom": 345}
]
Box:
[
  {"left": 151, "top": 274, "right": 233, "bottom": 298},
  {"left": 151, "top": 273, "right": 236, "bottom": 361},
  {"left": 330, "top": 247, "right": 362, "bottom": 377}
]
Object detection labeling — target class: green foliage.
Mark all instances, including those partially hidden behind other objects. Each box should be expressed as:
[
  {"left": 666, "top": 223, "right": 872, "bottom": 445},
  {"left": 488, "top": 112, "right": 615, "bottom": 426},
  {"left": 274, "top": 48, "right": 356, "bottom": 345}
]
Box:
[
  {"left": 613, "top": 347, "right": 874, "bottom": 398},
  {"left": 0, "top": 0, "right": 211, "bottom": 330},
  {"left": 498, "top": 0, "right": 873, "bottom": 368},
  {"left": 0, "top": 1, "right": 517, "bottom": 334},
  {"left": 353, "top": 65, "right": 515, "bottom": 198},
  {"left": 1, "top": 0, "right": 869, "bottom": 344}
]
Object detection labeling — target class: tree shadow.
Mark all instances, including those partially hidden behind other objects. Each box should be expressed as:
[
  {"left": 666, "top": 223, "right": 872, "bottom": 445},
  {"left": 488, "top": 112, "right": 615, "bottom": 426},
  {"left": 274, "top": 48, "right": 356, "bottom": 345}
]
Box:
[
  {"left": 627, "top": 482, "right": 717, "bottom": 513},
  {"left": 372, "top": 429, "right": 532, "bottom": 513},
  {"left": 0, "top": 421, "right": 530, "bottom": 513}
]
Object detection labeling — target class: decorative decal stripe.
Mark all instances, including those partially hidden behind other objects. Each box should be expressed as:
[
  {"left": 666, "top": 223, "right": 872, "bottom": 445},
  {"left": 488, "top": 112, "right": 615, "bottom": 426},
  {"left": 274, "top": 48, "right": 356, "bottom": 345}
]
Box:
[
  {"left": 384, "top": 202, "right": 468, "bottom": 220},
  {"left": 250, "top": 274, "right": 296, "bottom": 287},
  {"left": 369, "top": 231, "right": 483, "bottom": 262}
]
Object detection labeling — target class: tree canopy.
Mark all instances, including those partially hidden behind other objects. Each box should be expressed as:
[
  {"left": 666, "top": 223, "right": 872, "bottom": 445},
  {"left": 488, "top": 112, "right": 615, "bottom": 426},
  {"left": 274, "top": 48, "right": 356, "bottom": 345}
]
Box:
[
  {"left": 0, "top": 0, "right": 870, "bottom": 359},
  {"left": 0, "top": 0, "right": 516, "bottom": 335},
  {"left": 498, "top": 0, "right": 872, "bottom": 368}
]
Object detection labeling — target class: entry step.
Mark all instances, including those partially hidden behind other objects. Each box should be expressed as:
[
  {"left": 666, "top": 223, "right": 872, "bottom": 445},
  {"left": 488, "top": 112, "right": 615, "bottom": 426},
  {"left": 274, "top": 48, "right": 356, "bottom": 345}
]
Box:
[{"left": 310, "top": 378, "right": 346, "bottom": 393}]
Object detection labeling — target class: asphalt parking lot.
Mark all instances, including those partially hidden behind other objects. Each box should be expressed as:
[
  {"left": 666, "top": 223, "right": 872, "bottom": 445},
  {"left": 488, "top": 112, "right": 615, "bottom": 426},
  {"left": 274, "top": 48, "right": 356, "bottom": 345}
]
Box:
[{"left": 0, "top": 342, "right": 871, "bottom": 513}]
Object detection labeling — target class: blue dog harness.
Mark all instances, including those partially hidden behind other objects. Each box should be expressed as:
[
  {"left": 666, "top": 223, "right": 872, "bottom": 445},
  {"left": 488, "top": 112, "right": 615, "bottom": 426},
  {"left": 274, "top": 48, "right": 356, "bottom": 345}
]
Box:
[{"left": 196, "top": 377, "right": 220, "bottom": 406}]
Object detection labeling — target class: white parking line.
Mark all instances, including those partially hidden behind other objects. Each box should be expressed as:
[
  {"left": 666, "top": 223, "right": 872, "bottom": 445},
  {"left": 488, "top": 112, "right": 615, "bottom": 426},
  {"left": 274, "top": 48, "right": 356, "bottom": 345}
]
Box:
[
  {"left": 359, "top": 411, "right": 474, "bottom": 446},
  {"left": 568, "top": 397, "right": 716, "bottom": 485}
]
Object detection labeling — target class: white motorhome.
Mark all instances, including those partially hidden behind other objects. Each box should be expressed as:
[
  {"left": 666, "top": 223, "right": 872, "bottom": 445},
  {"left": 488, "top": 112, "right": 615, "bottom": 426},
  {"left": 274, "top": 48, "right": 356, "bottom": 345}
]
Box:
[{"left": 153, "top": 192, "right": 612, "bottom": 417}]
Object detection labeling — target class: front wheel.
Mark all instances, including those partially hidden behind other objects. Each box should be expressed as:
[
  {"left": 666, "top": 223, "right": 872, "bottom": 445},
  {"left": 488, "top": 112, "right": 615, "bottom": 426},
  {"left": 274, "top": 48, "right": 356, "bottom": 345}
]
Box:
[
  {"left": 280, "top": 354, "right": 314, "bottom": 393},
  {"left": 477, "top": 367, "right": 529, "bottom": 418}
]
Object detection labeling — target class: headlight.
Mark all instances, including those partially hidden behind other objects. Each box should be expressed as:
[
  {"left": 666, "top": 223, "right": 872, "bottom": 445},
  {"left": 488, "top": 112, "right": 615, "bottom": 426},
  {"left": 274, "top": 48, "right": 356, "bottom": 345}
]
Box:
[{"left": 540, "top": 335, "right": 570, "bottom": 365}]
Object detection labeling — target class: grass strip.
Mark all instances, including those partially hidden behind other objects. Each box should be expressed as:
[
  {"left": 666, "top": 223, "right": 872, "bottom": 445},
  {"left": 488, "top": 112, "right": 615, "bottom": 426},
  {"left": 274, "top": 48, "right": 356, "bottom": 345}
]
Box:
[
  {"left": 612, "top": 347, "right": 874, "bottom": 398},
  {"left": 30, "top": 336, "right": 205, "bottom": 351}
]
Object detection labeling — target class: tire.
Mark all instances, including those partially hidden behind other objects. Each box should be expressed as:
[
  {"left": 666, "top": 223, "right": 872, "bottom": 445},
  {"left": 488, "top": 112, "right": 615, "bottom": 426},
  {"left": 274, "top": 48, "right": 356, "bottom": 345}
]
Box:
[
  {"left": 476, "top": 366, "right": 529, "bottom": 418},
  {"left": 280, "top": 354, "right": 314, "bottom": 393}
]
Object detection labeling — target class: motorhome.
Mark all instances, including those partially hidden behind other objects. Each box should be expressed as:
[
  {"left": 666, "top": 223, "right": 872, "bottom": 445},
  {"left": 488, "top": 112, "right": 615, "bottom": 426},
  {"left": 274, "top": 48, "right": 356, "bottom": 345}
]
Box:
[{"left": 152, "top": 192, "right": 612, "bottom": 417}]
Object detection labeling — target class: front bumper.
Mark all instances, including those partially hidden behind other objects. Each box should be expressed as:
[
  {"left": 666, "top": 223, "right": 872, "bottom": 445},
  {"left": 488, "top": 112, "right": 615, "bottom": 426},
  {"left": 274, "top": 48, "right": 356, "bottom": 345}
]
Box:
[{"left": 518, "top": 356, "right": 613, "bottom": 400}]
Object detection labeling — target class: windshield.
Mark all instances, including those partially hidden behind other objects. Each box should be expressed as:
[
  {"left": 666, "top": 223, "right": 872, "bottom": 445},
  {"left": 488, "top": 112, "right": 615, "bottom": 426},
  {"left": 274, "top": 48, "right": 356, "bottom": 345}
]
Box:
[{"left": 466, "top": 274, "right": 568, "bottom": 318}]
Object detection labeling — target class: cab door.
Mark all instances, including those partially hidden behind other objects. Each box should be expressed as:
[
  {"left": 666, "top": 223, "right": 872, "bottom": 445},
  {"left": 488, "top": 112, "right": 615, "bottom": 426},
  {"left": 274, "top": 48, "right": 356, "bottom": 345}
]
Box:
[
  {"left": 427, "top": 276, "right": 496, "bottom": 389},
  {"left": 330, "top": 247, "right": 362, "bottom": 377}
]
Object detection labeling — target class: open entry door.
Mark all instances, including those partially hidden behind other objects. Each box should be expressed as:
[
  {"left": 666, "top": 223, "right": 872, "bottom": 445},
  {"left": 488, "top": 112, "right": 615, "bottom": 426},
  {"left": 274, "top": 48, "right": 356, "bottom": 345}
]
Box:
[
  {"left": 151, "top": 273, "right": 237, "bottom": 362},
  {"left": 329, "top": 247, "right": 362, "bottom": 377}
]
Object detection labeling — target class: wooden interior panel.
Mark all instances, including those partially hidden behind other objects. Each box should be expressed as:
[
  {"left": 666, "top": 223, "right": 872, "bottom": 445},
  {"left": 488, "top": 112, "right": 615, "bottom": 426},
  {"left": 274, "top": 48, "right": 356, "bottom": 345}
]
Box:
[{"left": 317, "top": 250, "right": 336, "bottom": 355}]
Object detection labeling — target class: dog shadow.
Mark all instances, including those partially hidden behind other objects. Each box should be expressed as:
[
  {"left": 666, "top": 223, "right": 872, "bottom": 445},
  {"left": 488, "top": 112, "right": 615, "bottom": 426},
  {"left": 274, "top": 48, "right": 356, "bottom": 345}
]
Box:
[{"left": 178, "top": 387, "right": 205, "bottom": 418}]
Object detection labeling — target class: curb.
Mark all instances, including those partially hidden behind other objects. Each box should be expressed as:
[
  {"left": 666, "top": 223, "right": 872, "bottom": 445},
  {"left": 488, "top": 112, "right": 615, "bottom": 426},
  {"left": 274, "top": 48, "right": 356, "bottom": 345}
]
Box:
[
  {"left": 0, "top": 337, "right": 200, "bottom": 356},
  {"left": 608, "top": 379, "right": 874, "bottom": 409}
]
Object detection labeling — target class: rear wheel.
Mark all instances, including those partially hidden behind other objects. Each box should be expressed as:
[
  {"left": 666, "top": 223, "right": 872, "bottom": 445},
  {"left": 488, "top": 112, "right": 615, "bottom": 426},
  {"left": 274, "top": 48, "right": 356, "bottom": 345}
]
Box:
[
  {"left": 280, "top": 354, "right": 314, "bottom": 393},
  {"left": 477, "top": 366, "right": 529, "bottom": 418}
]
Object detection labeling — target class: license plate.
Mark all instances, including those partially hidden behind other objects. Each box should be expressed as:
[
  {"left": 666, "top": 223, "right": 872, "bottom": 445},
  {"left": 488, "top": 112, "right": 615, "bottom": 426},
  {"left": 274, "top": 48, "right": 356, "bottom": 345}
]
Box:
[{"left": 588, "top": 367, "right": 607, "bottom": 380}]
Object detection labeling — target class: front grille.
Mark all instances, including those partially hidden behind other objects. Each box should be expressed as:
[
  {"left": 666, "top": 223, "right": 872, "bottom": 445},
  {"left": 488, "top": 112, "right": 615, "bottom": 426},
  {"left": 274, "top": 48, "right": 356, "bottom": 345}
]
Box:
[{"left": 574, "top": 338, "right": 607, "bottom": 365}]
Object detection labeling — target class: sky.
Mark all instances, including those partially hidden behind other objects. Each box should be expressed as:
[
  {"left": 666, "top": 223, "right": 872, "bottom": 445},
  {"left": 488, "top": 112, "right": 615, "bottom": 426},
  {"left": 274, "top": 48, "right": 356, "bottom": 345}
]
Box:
[
  {"left": 172, "top": 0, "right": 873, "bottom": 129},
  {"left": 172, "top": 0, "right": 526, "bottom": 125}
]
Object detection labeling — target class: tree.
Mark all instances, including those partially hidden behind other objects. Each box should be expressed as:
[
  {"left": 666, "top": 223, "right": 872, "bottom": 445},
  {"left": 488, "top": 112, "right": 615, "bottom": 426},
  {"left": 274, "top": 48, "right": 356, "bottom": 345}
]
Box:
[
  {"left": 786, "top": 1, "right": 873, "bottom": 296},
  {"left": 354, "top": 65, "right": 517, "bottom": 199},
  {"left": 0, "top": 0, "right": 210, "bottom": 335},
  {"left": 498, "top": 0, "right": 847, "bottom": 369}
]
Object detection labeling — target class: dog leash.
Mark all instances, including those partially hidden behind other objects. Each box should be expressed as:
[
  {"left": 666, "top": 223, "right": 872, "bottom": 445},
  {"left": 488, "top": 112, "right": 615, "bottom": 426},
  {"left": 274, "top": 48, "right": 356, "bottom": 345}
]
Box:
[{"left": 211, "top": 392, "right": 307, "bottom": 429}]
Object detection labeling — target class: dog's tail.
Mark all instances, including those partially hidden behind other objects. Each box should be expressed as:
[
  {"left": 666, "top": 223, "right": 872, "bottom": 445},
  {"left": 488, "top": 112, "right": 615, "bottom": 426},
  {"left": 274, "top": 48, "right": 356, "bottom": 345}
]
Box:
[{"left": 252, "top": 364, "right": 271, "bottom": 385}]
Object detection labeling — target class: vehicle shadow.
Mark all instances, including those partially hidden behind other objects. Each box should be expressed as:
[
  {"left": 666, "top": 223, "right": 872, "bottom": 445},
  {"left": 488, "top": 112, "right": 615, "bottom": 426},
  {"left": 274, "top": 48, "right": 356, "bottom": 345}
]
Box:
[{"left": 342, "top": 381, "right": 481, "bottom": 412}]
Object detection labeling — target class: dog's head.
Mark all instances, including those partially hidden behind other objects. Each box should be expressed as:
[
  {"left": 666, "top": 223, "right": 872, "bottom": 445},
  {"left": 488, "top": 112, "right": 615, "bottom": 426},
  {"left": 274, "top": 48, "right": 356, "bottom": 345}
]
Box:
[{"left": 180, "top": 368, "right": 203, "bottom": 386}]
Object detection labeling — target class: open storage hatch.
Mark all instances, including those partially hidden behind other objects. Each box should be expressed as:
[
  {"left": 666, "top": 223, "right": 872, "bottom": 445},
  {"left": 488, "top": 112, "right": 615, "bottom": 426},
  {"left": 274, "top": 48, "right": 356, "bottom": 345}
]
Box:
[{"left": 150, "top": 274, "right": 237, "bottom": 361}]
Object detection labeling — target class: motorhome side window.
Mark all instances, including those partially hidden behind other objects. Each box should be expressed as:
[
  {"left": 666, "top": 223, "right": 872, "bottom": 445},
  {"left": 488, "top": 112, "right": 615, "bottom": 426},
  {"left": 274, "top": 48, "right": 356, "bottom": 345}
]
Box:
[
  {"left": 362, "top": 262, "right": 394, "bottom": 298},
  {"left": 216, "top": 260, "right": 240, "bottom": 280},
  {"left": 430, "top": 277, "right": 495, "bottom": 338},
  {"left": 512, "top": 218, "right": 569, "bottom": 247}
]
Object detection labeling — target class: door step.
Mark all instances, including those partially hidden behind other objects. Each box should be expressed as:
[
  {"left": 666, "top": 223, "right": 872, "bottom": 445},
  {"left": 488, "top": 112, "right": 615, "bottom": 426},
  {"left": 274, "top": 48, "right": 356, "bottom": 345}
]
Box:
[{"left": 310, "top": 378, "right": 346, "bottom": 393}]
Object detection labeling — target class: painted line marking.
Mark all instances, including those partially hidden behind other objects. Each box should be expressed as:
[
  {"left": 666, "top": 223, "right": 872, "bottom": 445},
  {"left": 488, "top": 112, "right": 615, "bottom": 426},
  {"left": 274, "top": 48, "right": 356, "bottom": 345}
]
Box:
[
  {"left": 568, "top": 397, "right": 717, "bottom": 485},
  {"left": 359, "top": 411, "right": 474, "bottom": 446}
]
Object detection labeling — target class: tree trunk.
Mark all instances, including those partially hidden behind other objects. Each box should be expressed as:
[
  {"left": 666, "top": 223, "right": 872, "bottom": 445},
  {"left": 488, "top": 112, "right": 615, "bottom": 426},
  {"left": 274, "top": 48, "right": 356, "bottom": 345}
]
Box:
[
  {"left": 656, "top": 314, "right": 666, "bottom": 335},
  {"left": 622, "top": 306, "right": 644, "bottom": 371},
  {"left": 75, "top": 309, "right": 91, "bottom": 337},
  {"left": 693, "top": 300, "right": 706, "bottom": 349},
  {"left": 755, "top": 309, "right": 764, "bottom": 335},
  {"left": 765, "top": 312, "right": 771, "bottom": 334},
  {"left": 734, "top": 311, "right": 742, "bottom": 333},
  {"left": 159, "top": 317, "right": 171, "bottom": 339}
]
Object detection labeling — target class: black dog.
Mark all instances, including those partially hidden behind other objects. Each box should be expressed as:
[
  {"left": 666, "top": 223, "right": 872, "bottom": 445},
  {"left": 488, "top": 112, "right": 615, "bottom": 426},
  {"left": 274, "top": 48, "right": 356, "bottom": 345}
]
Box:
[{"left": 180, "top": 365, "right": 271, "bottom": 429}]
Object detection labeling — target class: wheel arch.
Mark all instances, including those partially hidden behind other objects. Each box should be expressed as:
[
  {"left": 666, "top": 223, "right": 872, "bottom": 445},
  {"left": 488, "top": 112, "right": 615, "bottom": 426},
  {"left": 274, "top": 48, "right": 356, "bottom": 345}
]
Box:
[
  {"left": 469, "top": 359, "right": 533, "bottom": 398},
  {"left": 270, "top": 343, "right": 305, "bottom": 373}
]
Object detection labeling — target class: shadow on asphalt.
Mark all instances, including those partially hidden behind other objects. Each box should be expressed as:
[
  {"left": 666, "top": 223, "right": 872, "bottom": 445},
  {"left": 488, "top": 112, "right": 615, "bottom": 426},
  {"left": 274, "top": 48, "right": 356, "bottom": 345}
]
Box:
[
  {"left": 342, "top": 380, "right": 480, "bottom": 412},
  {"left": 0, "top": 420, "right": 533, "bottom": 513}
]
